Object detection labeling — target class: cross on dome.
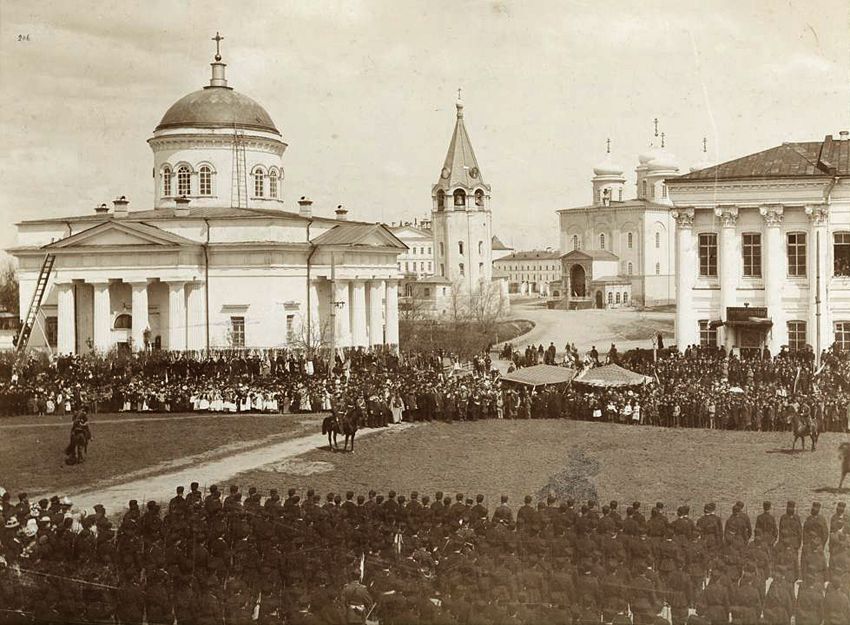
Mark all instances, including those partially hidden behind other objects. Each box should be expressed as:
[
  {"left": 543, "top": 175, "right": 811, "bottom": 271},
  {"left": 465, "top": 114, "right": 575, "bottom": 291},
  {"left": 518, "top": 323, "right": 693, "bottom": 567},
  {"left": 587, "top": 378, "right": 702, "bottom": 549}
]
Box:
[
  {"left": 212, "top": 32, "right": 224, "bottom": 62},
  {"left": 606, "top": 138, "right": 611, "bottom": 154}
]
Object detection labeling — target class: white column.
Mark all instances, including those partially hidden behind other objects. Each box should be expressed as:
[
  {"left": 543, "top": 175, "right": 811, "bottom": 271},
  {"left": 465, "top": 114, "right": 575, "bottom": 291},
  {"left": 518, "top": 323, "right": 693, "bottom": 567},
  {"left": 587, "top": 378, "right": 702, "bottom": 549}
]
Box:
[
  {"left": 673, "top": 209, "right": 698, "bottom": 348},
  {"left": 805, "top": 204, "right": 830, "bottom": 357},
  {"left": 715, "top": 206, "right": 739, "bottom": 350},
  {"left": 91, "top": 281, "right": 111, "bottom": 352},
  {"left": 385, "top": 279, "right": 399, "bottom": 346},
  {"left": 129, "top": 280, "right": 149, "bottom": 352},
  {"left": 167, "top": 281, "right": 186, "bottom": 351},
  {"left": 333, "top": 279, "right": 351, "bottom": 348},
  {"left": 186, "top": 282, "right": 205, "bottom": 351},
  {"left": 760, "top": 205, "right": 785, "bottom": 353},
  {"left": 350, "top": 279, "right": 368, "bottom": 347},
  {"left": 368, "top": 279, "right": 385, "bottom": 346},
  {"left": 56, "top": 282, "right": 76, "bottom": 354}
]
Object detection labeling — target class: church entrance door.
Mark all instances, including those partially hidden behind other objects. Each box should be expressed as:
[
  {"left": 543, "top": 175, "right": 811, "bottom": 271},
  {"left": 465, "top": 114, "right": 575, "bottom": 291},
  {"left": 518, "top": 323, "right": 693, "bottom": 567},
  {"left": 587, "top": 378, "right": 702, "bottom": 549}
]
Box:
[
  {"left": 595, "top": 290, "right": 603, "bottom": 308},
  {"left": 570, "top": 265, "right": 586, "bottom": 297}
]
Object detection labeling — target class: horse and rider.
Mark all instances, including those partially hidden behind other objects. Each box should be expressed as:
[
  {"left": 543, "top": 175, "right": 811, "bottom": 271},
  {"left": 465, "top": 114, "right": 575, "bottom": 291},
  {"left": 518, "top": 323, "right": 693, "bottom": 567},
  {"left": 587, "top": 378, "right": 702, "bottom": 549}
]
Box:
[
  {"left": 789, "top": 399, "right": 820, "bottom": 452},
  {"left": 322, "top": 398, "right": 361, "bottom": 453},
  {"left": 65, "top": 410, "right": 92, "bottom": 464}
]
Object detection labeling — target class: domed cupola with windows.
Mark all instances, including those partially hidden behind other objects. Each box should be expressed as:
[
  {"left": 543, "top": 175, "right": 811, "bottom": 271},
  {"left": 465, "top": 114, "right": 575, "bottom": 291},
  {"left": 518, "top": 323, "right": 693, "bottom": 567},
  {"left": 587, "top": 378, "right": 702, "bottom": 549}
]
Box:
[
  {"left": 592, "top": 138, "right": 625, "bottom": 206},
  {"left": 635, "top": 118, "right": 679, "bottom": 205},
  {"left": 148, "top": 33, "right": 287, "bottom": 211}
]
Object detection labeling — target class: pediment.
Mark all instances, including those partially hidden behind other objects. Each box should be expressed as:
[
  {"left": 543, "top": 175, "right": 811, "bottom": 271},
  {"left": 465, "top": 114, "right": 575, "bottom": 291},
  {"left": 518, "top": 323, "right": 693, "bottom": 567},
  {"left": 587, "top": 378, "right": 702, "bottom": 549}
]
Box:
[{"left": 44, "top": 221, "right": 196, "bottom": 249}]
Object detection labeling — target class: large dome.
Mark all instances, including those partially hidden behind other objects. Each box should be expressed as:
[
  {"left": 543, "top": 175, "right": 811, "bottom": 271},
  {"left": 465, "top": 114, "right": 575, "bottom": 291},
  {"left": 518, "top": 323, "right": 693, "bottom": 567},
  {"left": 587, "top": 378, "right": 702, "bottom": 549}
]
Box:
[{"left": 156, "top": 85, "right": 279, "bottom": 135}]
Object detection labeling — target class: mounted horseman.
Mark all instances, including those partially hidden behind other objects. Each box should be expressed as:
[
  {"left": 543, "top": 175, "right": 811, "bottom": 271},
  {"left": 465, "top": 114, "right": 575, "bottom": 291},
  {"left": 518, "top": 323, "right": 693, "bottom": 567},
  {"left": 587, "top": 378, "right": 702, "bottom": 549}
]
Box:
[
  {"left": 790, "top": 399, "right": 819, "bottom": 452},
  {"left": 65, "top": 410, "right": 92, "bottom": 464},
  {"left": 322, "top": 394, "right": 343, "bottom": 451}
]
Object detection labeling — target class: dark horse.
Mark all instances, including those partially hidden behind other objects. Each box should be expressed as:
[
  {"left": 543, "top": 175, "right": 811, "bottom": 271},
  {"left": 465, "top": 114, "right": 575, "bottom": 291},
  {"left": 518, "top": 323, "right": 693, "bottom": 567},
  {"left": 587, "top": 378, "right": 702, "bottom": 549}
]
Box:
[
  {"left": 65, "top": 430, "right": 88, "bottom": 464},
  {"left": 321, "top": 409, "right": 360, "bottom": 452},
  {"left": 791, "top": 410, "right": 819, "bottom": 452},
  {"left": 839, "top": 442, "right": 850, "bottom": 490}
]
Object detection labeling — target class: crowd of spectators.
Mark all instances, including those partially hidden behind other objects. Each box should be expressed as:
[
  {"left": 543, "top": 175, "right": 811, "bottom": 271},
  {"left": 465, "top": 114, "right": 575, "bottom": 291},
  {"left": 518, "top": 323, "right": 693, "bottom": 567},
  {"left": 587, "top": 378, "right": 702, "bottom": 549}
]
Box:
[
  {"left": 2, "top": 339, "right": 850, "bottom": 435},
  {"left": 2, "top": 484, "right": 850, "bottom": 624}
]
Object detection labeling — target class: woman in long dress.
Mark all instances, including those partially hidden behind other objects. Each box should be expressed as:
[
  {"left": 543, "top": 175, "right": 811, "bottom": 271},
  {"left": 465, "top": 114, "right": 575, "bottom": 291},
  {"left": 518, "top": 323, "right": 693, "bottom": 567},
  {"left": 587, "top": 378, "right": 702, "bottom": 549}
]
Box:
[{"left": 390, "top": 393, "right": 403, "bottom": 424}]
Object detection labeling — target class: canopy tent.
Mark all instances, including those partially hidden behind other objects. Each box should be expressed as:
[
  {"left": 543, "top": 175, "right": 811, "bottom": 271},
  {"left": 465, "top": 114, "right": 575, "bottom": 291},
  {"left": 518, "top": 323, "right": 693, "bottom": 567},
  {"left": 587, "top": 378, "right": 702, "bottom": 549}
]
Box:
[
  {"left": 574, "top": 364, "right": 652, "bottom": 388},
  {"left": 500, "top": 364, "right": 577, "bottom": 388}
]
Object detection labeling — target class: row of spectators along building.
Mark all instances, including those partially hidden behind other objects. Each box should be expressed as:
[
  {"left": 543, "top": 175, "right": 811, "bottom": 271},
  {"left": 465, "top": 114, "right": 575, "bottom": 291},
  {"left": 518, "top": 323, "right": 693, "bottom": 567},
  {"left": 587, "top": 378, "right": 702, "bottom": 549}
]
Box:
[
  {"left": 2, "top": 485, "right": 850, "bottom": 624},
  {"left": 2, "top": 343, "right": 850, "bottom": 433}
]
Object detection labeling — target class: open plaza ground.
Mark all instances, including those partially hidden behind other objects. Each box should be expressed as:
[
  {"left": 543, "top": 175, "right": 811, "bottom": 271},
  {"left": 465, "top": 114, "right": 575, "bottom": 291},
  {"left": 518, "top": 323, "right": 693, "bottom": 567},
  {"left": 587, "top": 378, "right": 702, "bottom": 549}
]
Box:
[{"left": 5, "top": 411, "right": 850, "bottom": 518}]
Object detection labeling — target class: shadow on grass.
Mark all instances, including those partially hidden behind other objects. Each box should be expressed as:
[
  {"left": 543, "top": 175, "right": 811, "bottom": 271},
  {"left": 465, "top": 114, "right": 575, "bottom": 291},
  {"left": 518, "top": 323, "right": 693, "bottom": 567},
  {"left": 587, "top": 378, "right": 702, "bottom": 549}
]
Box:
[{"left": 766, "top": 448, "right": 811, "bottom": 455}]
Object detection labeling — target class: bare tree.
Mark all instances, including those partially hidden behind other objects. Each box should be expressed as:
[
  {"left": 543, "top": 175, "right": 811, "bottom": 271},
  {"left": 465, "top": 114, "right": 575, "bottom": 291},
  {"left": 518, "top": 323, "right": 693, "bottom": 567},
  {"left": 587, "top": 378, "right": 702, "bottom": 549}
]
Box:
[{"left": 0, "top": 259, "right": 19, "bottom": 315}]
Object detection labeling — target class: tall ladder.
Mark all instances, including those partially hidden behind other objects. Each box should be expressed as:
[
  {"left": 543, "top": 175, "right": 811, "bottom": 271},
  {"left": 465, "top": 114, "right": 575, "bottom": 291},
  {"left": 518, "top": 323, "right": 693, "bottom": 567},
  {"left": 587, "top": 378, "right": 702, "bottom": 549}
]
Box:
[
  {"left": 16, "top": 253, "right": 55, "bottom": 352},
  {"left": 230, "top": 127, "right": 248, "bottom": 208}
]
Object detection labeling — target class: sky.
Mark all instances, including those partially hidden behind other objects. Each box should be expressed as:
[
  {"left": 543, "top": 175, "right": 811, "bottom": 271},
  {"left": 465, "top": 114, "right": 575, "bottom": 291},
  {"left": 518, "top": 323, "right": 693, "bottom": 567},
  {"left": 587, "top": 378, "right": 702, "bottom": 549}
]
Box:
[{"left": 1, "top": 0, "right": 849, "bottom": 253}]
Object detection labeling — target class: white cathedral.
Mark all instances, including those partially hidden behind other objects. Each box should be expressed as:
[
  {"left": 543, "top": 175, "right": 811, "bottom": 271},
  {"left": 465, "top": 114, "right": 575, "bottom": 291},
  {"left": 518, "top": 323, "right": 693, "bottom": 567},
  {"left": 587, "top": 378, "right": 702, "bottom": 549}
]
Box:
[{"left": 9, "top": 41, "right": 406, "bottom": 355}]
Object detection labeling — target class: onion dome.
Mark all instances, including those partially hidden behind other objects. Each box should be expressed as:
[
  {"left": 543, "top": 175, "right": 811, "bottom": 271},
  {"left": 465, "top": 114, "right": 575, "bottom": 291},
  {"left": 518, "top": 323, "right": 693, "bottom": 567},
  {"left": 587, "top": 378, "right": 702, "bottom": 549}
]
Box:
[{"left": 593, "top": 138, "right": 624, "bottom": 176}]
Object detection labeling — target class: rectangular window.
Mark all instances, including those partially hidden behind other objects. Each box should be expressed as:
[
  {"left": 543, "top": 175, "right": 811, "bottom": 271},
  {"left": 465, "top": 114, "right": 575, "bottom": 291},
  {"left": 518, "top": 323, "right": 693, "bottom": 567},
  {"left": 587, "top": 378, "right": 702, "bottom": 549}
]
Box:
[
  {"left": 836, "top": 322, "right": 850, "bottom": 350},
  {"left": 440, "top": 263, "right": 445, "bottom": 277},
  {"left": 459, "top": 263, "right": 465, "bottom": 276},
  {"left": 428, "top": 262, "right": 432, "bottom": 272},
  {"left": 424, "top": 288, "right": 431, "bottom": 297},
  {"left": 46, "top": 316, "right": 57, "bottom": 348},
  {"left": 742, "top": 233, "right": 762, "bottom": 278},
  {"left": 230, "top": 316, "right": 245, "bottom": 348},
  {"left": 787, "top": 321, "right": 806, "bottom": 352},
  {"left": 698, "top": 320, "right": 717, "bottom": 347},
  {"left": 698, "top": 233, "right": 718, "bottom": 277},
  {"left": 787, "top": 232, "right": 806, "bottom": 277},
  {"left": 286, "top": 314, "right": 296, "bottom": 344},
  {"left": 412, "top": 247, "right": 417, "bottom": 255},
  {"left": 835, "top": 233, "right": 850, "bottom": 277},
  {"left": 427, "top": 247, "right": 432, "bottom": 255},
  {"left": 458, "top": 242, "right": 464, "bottom": 255}
]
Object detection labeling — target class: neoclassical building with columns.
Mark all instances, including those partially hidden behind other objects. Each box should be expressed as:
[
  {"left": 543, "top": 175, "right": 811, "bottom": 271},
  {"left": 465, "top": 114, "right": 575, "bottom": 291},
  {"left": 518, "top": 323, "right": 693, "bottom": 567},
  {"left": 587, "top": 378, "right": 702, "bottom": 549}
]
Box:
[
  {"left": 9, "top": 45, "right": 405, "bottom": 355},
  {"left": 667, "top": 132, "right": 850, "bottom": 356}
]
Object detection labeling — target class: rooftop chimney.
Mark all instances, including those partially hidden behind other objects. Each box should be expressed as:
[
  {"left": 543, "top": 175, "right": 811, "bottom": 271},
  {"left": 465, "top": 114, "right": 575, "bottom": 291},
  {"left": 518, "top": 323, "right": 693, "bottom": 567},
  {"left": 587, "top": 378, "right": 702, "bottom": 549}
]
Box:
[
  {"left": 298, "top": 196, "right": 313, "bottom": 218},
  {"left": 335, "top": 204, "right": 348, "bottom": 221},
  {"left": 112, "top": 195, "right": 129, "bottom": 219},
  {"left": 174, "top": 195, "right": 191, "bottom": 217},
  {"left": 94, "top": 203, "right": 109, "bottom": 215},
  {"left": 840, "top": 130, "right": 849, "bottom": 141}
]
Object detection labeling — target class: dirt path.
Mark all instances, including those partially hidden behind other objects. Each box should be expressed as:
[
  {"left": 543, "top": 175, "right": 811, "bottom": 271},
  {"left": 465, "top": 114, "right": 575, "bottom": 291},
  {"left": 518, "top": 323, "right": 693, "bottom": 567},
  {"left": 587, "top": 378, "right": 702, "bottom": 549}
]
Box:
[{"left": 67, "top": 424, "right": 414, "bottom": 512}]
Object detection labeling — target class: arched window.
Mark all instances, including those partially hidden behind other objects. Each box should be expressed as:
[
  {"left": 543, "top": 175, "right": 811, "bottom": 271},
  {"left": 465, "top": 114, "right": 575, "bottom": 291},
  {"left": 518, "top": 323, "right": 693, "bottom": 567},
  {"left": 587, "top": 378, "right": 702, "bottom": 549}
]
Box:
[
  {"left": 655, "top": 262, "right": 660, "bottom": 275},
  {"left": 453, "top": 189, "right": 466, "bottom": 207},
  {"left": 474, "top": 189, "right": 484, "bottom": 207},
  {"left": 114, "top": 314, "right": 132, "bottom": 329},
  {"left": 572, "top": 235, "right": 579, "bottom": 250},
  {"left": 253, "top": 168, "right": 265, "bottom": 197},
  {"left": 162, "top": 166, "right": 172, "bottom": 197},
  {"left": 655, "top": 232, "right": 661, "bottom": 249},
  {"left": 624, "top": 292, "right": 629, "bottom": 304},
  {"left": 600, "top": 233, "right": 605, "bottom": 250},
  {"left": 661, "top": 184, "right": 668, "bottom": 199},
  {"left": 458, "top": 242, "right": 464, "bottom": 255},
  {"left": 269, "top": 169, "right": 278, "bottom": 198},
  {"left": 616, "top": 292, "right": 621, "bottom": 304},
  {"left": 627, "top": 262, "right": 633, "bottom": 275},
  {"left": 177, "top": 166, "right": 191, "bottom": 196},
  {"left": 199, "top": 165, "right": 212, "bottom": 196},
  {"left": 478, "top": 240, "right": 483, "bottom": 255},
  {"left": 627, "top": 232, "right": 633, "bottom": 249},
  {"left": 642, "top": 180, "right": 648, "bottom": 198},
  {"left": 437, "top": 190, "right": 446, "bottom": 210},
  {"left": 607, "top": 291, "right": 613, "bottom": 305}
]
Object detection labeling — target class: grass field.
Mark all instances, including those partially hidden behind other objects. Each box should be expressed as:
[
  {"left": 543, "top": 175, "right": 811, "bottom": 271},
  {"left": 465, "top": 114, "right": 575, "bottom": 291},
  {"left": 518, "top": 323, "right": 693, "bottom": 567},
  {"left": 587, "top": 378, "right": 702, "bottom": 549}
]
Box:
[
  {"left": 233, "top": 420, "right": 850, "bottom": 517},
  {"left": 0, "top": 412, "right": 319, "bottom": 496}
]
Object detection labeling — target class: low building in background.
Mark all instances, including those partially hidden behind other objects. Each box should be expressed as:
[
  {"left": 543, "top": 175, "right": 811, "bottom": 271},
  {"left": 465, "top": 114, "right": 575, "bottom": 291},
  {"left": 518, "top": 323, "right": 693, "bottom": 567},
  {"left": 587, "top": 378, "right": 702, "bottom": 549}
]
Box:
[
  {"left": 494, "top": 249, "right": 561, "bottom": 296},
  {"left": 390, "top": 223, "right": 434, "bottom": 279}
]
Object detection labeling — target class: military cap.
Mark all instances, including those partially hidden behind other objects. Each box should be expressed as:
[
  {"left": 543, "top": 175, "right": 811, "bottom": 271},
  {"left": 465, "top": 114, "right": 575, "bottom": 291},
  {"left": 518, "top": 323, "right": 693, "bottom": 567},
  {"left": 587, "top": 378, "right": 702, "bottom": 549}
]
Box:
[
  {"left": 763, "top": 501, "right": 771, "bottom": 510},
  {"left": 356, "top": 495, "right": 365, "bottom": 504},
  {"left": 38, "top": 498, "right": 49, "bottom": 508},
  {"left": 190, "top": 482, "right": 199, "bottom": 489},
  {"left": 707, "top": 502, "right": 716, "bottom": 511},
  {"left": 465, "top": 498, "right": 473, "bottom": 505},
  {"left": 333, "top": 495, "right": 342, "bottom": 504},
  {"left": 421, "top": 495, "right": 430, "bottom": 505},
  {"left": 655, "top": 502, "right": 664, "bottom": 510},
  {"left": 129, "top": 500, "right": 138, "bottom": 508},
  {"left": 524, "top": 495, "right": 532, "bottom": 504},
  {"left": 248, "top": 487, "right": 257, "bottom": 495},
  {"left": 501, "top": 495, "right": 509, "bottom": 503},
  {"left": 176, "top": 486, "right": 184, "bottom": 494},
  {"left": 456, "top": 493, "right": 464, "bottom": 501},
  {"left": 326, "top": 493, "right": 334, "bottom": 502},
  {"left": 388, "top": 490, "right": 396, "bottom": 499},
  {"left": 410, "top": 491, "right": 419, "bottom": 500},
  {"left": 476, "top": 494, "right": 484, "bottom": 503},
  {"left": 346, "top": 491, "right": 354, "bottom": 500},
  {"left": 94, "top": 504, "right": 105, "bottom": 514},
  {"left": 435, "top": 491, "right": 443, "bottom": 500},
  {"left": 229, "top": 485, "right": 238, "bottom": 494},
  {"left": 49, "top": 495, "right": 60, "bottom": 504},
  {"left": 368, "top": 490, "right": 376, "bottom": 498}
]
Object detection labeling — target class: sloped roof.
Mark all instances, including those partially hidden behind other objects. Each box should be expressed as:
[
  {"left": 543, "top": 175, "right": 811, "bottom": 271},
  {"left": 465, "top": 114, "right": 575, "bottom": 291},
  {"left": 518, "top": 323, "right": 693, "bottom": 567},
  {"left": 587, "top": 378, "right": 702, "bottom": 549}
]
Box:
[
  {"left": 500, "top": 249, "right": 560, "bottom": 261},
  {"left": 591, "top": 275, "right": 631, "bottom": 285},
  {"left": 311, "top": 223, "right": 406, "bottom": 248},
  {"left": 501, "top": 364, "right": 576, "bottom": 387},
  {"left": 560, "top": 249, "right": 619, "bottom": 261},
  {"left": 574, "top": 364, "right": 652, "bottom": 388},
  {"left": 434, "top": 102, "right": 489, "bottom": 192},
  {"left": 389, "top": 225, "right": 432, "bottom": 239},
  {"left": 673, "top": 135, "right": 850, "bottom": 182},
  {"left": 43, "top": 220, "right": 198, "bottom": 249},
  {"left": 491, "top": 235, "right": 512, "bottom": 250},
  {"left": 557, "top": 199, "right": 671, "bottom": 213}
]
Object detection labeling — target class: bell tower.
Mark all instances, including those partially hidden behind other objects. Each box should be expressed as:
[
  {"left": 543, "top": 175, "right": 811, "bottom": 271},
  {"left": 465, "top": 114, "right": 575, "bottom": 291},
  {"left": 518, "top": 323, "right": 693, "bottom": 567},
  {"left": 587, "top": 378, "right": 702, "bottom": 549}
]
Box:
[{"left": 431, "top": 92, "right": 492, "bottom": 293}]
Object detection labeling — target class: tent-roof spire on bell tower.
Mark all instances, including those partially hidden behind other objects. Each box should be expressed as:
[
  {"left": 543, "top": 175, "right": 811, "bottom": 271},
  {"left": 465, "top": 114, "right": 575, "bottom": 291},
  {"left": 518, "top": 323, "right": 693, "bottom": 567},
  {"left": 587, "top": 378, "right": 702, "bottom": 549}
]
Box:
[{"left": 434, "top": 92, "right": 488, "bottom": 193}]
